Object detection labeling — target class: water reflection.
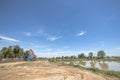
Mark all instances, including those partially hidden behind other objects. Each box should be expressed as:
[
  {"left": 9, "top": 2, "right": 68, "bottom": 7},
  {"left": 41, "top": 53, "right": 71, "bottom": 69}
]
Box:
[
  {"left": 90, "top": 61, "right": 95, "bottom": 68},
  {"left": 63, "top": 61, "right": 120, "bottom": 71},
  {"left": 99, "top": 62, "right": 109, "bottom": 70},
  {"left": 79, "top": 61, "right": 86, "bottom": 66}
]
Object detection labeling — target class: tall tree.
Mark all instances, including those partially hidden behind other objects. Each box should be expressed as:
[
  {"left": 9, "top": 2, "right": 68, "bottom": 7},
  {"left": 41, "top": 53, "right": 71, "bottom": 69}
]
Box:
[
  {"left": 7, "top": 46, "right": 14, "bottom": 58},
  {"left": 13, "top": 45, "right": 21, "bottom": 58},
  {"left": 78, "top": 53, "right": 85, "bottom": 58},
  {"left": 0, "top": 45, "right": 27, "bottom": 58},
  {"left": 1, "top": 47, "right": 8, "bottom": 58},
  {"left": 62, "top": 56, "right": 64, "bottom": 60},
  {"left": 71, "top": 55, "right": 74, "bottom": 59},
  {"left": 64, "top": 56, "right": 69, "bottom": 59},
  {"left": 97, "top": 50, "right": 106, "bottom": 58},
  {"left": 88, "top": 52, "right": 93, "bottom": 58}
]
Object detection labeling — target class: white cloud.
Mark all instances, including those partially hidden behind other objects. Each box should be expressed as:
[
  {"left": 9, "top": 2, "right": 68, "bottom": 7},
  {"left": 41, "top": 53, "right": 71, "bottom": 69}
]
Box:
[
  {"left": 47, "top": 35, "right": 63, "bottom": 41},
  {"left": 0, "top": 35, "right": 20, "bottom": 42},
  {"left": 24, "top": 32, "right": 31, "bottom": 36},
  {"left": 37, "top": 29, "right": 63, "bottom": 41},
  {"left": 76, "top": 31, "right": 86, "bottom": 36},
  {"left": 23, "top": 29, "right": 63, "bottom": 42}
]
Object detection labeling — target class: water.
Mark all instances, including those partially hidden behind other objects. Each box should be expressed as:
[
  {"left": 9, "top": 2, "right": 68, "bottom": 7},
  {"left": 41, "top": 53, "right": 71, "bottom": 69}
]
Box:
[{"left": 64, "top": 61, "right": 120, "bottom": 71}]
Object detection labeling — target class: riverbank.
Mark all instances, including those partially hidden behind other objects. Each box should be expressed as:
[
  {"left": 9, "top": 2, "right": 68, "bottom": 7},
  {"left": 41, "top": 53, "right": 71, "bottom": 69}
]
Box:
[
  {"left": 49, "top": 59, "right": 120, "bottom": 78},
  {"left": 0, "top": 60, "right": 119, "bottom": 80}
]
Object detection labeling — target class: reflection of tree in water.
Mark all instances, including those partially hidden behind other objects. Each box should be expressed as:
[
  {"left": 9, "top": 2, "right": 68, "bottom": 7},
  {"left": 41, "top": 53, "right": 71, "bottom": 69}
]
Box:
[
  {"left": 79, "top": 60, "right": 86, "bottom": 66},
  {"left": 99, "top": 62, "right": 109, "bottom": 70},
  {"left": 90, "top": 61, "right": 95, "bottom": 68}
]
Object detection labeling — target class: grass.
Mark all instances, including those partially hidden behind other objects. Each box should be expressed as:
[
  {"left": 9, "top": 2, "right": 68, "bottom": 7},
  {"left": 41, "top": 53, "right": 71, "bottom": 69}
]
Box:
[
  {"left": 86, "top": 67, "right": 120, "bottom": 78},
  {"left": 49, "top": 57, "right": 120, "bottom": 62}
]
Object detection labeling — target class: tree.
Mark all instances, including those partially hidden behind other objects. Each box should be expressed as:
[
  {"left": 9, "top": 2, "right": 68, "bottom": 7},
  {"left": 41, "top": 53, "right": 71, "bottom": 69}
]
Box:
[
  {"left": 64, "top": 56, "right": 69, "bottom": 59},
  {"left": 24, "top": 51, "right": 30, "bottom": 56},
  {"left": 1, "top": 47, "right": 8, "bottom": 58},
  {"left": 0, "top": 45, "right": 27, "bottom": 58},
  {"left": 0, "top": 52, "right": 2, "bottom": 61},
  {"left": 97, "top": 50, "right": 106, "bottom": 58},
  {"left": 7, "top": 46, "right": 14, "bottom": 58},
  {"left": 71, "top": 55, "right": 74, "bottom": 59},
  {"left": 13, "top": 45, "right": 21, "bottom": 58},
  {"left": 62, "top": 56, "right": 64, "bottom": 60},
  {"left": 19, "top": 48, "right": 24, "bottom": 57},
  {"left": 78, "top": 53, "right": 85, "bottom": 58},
  {"left": 88, "top": 52, "right": 93, "bottom": 58}
]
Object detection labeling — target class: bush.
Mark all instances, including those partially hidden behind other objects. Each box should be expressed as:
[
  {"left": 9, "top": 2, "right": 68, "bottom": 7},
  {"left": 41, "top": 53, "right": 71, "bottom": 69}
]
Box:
[{"left": 69, "top": 61, "right": 74, "bottom": 66}]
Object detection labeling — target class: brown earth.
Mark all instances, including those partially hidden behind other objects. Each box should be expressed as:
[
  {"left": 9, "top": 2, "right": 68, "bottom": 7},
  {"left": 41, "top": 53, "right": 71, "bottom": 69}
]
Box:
[{"left": 0, "top": 60, "right": 119, "bottom": 80}]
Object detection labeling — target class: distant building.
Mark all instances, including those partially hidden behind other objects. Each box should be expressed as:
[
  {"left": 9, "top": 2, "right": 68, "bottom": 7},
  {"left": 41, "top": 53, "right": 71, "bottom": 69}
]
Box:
[{"left": 23, "top": 49, "right": 37, "bottom": 60}]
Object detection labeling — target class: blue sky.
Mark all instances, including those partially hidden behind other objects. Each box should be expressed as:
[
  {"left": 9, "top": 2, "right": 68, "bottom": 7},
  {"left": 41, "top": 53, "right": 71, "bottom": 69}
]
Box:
[{"left": 0, "top": 0, "right": 120, "bottom": 57}]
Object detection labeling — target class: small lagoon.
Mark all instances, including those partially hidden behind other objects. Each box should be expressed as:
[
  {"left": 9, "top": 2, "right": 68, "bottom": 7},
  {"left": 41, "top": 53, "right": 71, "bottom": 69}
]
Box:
[{"left": 63, "top": 61, "right": 120, "bottom": 71}]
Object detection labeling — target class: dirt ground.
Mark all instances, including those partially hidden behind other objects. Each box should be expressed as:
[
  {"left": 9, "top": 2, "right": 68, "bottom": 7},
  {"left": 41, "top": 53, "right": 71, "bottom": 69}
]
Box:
[{"left": 0, "top": 60, "right": 119, "bottom": 80}]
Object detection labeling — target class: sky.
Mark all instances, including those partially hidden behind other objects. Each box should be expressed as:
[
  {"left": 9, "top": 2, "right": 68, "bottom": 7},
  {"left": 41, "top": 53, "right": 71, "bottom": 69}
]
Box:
[{"left": 0, "top": 0, "right": 120, "bottom": 57}]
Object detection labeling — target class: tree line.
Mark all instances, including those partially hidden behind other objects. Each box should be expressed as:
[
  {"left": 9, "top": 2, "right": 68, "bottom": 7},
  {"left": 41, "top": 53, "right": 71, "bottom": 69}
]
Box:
[
  {"left": 78, "top": 50, "right": 106, "bottom": 59},
  {"left": 50, "top": 50, "right": 106, "bottom": 60},
  {"left": 0, "top": 45, "right": 29, "bottom": 58},
  {"left": 0, "top": 45, "right": 106, "bottom": 59}
]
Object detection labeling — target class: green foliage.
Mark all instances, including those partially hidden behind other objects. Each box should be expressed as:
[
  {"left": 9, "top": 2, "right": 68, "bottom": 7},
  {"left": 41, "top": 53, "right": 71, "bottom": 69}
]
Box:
[
  {"left": 7, "top": 46, "right": 15, "bottom": 58},
  {"left": 61, "top": 56, "right": 63, "bottom": 59},
  {"left": 49, "top": 58, "right": 57, "bottom": 62},
  {"left": 64, "top": 56, "right": 69, "bottom": 59},
  {"left": 86, "top": 67, "right": 120, "bottom": 78},
  {"left": 24, "top": 51, "right": 30, "bottom": 56},
  {"left": 13, "top": 45, "right": 22, "bottom": 58},
  {"left": 87, "top": 68, "right": 99, "bottom": 73},
  {"left": 69, "top": 61, "right": 74, "bottom": 66},
  {"left": 0, "top": 45, "right": 29, "bottom": 58},
  {"left": 70, "top": 55, "right": 76, "bottom": 59},
  {"left": 103, "top": 70, "right": 120, "bottom": 78},
  {"left": 97, "top": 50, "right": 106, "bottom": 58},
  {"left": 78, "top": 53, "right": 85, "bottom": 58},
  {"left": 88, "top": 52, "right": 93, "bottom": 58}
]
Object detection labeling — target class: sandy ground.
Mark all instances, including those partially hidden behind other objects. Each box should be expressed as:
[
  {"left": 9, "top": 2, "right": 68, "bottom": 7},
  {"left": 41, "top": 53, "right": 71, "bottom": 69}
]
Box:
[{"left": 0, "top": 60, "right": 119, "bottom": 80}]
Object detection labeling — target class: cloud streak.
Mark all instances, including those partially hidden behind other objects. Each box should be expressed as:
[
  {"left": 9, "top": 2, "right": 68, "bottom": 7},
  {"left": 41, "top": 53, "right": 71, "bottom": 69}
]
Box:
[
  {"left": 23, "top": 29, "right": 63, "bottom": 42},
  {"left": 0, "top": 35, "right": 20, "bottom": 42},
  {"left": 37, "top": 29, "right": 63, "bottom": 41},
  {"left": 76, "top": 31, "right": 86, "bottom": 36},
  {"left": 24, "top": 32, "right": 31, "bottom": 36},
  {"left": 47, "top": 35, "right": 63, "bottom": 41}
]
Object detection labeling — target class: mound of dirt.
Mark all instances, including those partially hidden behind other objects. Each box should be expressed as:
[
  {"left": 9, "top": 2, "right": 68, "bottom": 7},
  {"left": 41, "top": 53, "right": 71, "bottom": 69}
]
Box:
[{"left": 0, "top": 61, "right": 119, "bottom": 80}]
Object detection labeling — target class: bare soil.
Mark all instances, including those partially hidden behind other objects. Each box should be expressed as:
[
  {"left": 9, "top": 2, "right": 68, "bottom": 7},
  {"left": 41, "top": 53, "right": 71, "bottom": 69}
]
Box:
[{"left": 0, "top": 60, "right": 119, "bottom": 80}]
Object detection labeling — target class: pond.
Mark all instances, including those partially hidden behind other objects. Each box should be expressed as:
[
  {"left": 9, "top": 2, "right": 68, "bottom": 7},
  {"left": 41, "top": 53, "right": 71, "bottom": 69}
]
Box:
[{"left": 63, "top": 61, "right": 120, "bottom": 71}]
